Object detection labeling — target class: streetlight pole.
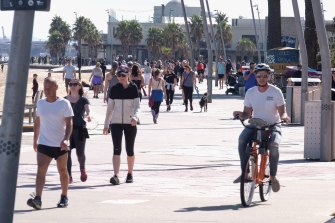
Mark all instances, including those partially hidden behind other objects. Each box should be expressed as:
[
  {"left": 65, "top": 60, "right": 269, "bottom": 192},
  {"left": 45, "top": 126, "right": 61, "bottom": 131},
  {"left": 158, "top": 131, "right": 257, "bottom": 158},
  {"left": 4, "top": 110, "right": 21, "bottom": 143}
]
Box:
[
  {"left": 292, "top": 0, "right": 308, "bottom": 125},
  {"left": 205, "top": 0, "right": 219, "bottom": 87},
  {"left": 250, "top": 0, "right": 261, "bottom": 63},
  {"left": 74, "top": 12, "right": 81, "bottom": 80},
  {"left": 254, "top": 5, "right": 265, "bottom": 59},
  {"left": 181, "top": 0, "right": 195, "bottom": 69},
  {"left": 214, "top": 10, "right": 227, "bottom": 62},
  {"left": 200, "top": 0, "right": 213, "bottom": 102},
  {"left": 311, "top": 0, "right": 332, "bottom": 161}
]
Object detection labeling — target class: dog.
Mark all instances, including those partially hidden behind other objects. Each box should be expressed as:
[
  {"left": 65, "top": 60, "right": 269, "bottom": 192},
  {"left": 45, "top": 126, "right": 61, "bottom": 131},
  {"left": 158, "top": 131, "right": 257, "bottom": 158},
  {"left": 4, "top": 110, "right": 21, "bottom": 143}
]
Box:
[{"left": 199, "top": 92, "right": 208, "bottom": 112}]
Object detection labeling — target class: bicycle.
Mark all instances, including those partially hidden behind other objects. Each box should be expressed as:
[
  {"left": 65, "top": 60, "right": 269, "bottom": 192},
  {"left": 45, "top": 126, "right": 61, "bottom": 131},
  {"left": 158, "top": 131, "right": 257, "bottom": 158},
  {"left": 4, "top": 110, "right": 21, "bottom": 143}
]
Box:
[{"left": 236, "top": 117, "right": 283, "bottom": 207}]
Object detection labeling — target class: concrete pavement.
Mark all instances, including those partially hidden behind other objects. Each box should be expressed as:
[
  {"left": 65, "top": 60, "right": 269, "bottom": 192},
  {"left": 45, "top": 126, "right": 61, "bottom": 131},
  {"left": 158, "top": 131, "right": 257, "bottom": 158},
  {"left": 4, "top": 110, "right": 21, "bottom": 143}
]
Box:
[{"left": 14, "top": 81, "right": 335, "bottom": 223}]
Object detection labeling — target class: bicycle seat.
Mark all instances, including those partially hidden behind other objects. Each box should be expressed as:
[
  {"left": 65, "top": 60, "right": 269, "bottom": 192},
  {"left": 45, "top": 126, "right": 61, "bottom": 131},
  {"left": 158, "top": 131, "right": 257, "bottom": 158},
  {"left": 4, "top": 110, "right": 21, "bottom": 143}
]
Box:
[{"left": 248, "top": 118, "right": 269, "bottom": 128}]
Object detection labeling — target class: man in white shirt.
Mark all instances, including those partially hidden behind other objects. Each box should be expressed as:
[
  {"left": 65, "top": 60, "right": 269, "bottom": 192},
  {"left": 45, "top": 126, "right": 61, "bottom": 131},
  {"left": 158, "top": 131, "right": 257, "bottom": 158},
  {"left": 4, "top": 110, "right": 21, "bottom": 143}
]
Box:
[
  {"left": 63, "top": 59, "right": 76, "bottom": 93},
  {"left": 27, "top": 77, "right": 73, "bottom": 210},
  {"left": 233, "top": 63, "right": 290, "bottom": 193}
]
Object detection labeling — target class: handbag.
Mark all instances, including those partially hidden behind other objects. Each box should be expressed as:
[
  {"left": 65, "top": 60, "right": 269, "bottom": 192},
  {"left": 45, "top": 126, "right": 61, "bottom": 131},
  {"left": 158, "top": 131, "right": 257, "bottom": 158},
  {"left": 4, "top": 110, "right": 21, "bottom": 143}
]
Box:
[{"left": 148, "top": 96, "right": 154, "bottom": 107}]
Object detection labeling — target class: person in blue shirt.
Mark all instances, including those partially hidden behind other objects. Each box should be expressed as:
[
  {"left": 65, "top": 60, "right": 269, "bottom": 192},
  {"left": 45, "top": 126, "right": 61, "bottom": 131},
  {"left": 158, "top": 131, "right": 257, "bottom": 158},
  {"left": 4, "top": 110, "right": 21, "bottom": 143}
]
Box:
[
  {"left": 217, "top": 59, "right": 225, "bottom": 90},
  {"left": 243, "top": 62, "right": 257, "bottom": 92}
]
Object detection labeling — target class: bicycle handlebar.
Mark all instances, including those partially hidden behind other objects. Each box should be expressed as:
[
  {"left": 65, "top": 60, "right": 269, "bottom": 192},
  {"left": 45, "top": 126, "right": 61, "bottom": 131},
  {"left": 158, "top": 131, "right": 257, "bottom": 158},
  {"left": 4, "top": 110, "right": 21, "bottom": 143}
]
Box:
[{"left": 234, "top": 115, "right": 283, "bottom": 130}]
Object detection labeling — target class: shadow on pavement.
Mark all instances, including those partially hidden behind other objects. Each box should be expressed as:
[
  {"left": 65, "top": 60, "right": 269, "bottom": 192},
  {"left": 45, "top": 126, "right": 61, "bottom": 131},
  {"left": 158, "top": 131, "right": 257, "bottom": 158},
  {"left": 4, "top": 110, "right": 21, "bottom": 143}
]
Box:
[
  {"left": 135, "top": 163, "right": 233, "bottom": 172},
  {"left": 325, "top": 218, "right": 335, "bottom": 223},
  {"left": 175, "top": 201, "right": 267, "bottom": 212},
  {"left": 279, "top": 159, "right": 320, "bottom": 164},
  {"left": 15, "top": 207, "right": 58, "bottom": 214}
]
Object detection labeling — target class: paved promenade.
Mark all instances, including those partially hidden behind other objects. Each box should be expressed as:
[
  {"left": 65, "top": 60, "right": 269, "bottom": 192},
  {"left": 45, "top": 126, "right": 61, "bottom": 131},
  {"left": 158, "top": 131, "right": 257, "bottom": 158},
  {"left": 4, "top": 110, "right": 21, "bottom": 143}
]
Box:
[{"left": 15, "top": 81, "right": 335, "bottom": 223}]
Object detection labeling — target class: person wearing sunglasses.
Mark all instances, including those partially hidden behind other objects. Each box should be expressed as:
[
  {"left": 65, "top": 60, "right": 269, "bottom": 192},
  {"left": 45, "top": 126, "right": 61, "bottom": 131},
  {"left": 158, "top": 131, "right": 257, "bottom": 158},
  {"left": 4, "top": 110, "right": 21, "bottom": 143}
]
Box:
[
  {"left": 65, "top": 79, "right": 91, "bottom": 184},
  {"left": 103, "top": 65, "right": 140, "bottom": 185},
  {"left": 233, "top": 63, "right": 290, "bottom": 193}
]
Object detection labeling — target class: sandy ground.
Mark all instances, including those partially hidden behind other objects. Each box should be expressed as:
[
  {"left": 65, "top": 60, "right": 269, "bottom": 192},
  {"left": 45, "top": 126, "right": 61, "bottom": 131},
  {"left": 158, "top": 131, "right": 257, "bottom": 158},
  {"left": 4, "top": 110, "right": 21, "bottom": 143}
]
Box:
[{"left": 0, "top": 64, "right": 92, "bottom": 114}]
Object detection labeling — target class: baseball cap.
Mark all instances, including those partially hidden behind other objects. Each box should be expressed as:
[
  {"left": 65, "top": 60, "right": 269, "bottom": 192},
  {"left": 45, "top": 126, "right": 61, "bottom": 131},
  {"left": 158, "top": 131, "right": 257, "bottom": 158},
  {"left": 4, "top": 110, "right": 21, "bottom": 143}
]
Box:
[{"left": 117, "top": 65, "right": 129, "bottom": 75}]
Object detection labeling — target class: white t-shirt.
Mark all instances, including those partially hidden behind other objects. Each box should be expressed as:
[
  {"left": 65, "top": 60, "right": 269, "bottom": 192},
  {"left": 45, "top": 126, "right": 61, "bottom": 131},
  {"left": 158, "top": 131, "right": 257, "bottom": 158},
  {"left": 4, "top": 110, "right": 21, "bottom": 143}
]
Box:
[
  {"left": 63, "top": 65, "right": 76, "bottom": 79},
  {"left": 36, "top": 98, "right": 74, "bottom": 147},
  {"left": 244, "top": 84, "right": 285, "bottom": 124}
]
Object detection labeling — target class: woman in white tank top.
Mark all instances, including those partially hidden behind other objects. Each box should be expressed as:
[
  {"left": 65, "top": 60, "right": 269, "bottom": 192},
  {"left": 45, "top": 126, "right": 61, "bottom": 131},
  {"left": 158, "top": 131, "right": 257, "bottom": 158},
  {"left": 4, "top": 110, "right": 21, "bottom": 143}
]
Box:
[{"left": 148, "top": 69, "right": 166, "bottom": 124}]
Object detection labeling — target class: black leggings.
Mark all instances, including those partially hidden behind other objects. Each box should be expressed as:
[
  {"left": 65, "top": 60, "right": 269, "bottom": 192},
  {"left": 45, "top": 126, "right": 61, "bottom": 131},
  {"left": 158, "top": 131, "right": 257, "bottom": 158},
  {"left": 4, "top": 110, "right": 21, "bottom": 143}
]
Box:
[
  {"left": 152, "top": 101, "right": 161, "bottom": 115},
  {"left": 67, "top": 128, "right": 87, "bottom": 177},
  {"left": 165, "top": 89, "right": 174, "bottom": 105},
  {"left": 183, "top": 86, "right": 193, "bottom": 106},
  {"left": 111, "top": 124, "right": 137, "bottom": 156}
]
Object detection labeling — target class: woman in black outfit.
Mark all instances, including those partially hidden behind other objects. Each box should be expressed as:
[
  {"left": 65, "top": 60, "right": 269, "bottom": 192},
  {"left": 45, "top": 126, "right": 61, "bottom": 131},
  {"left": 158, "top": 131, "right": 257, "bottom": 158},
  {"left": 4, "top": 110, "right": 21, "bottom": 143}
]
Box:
[
  {"left": 65, "top": 79, "right": 91, "bottom": 184},
  {"left": 163, "top": 65, "right": 177, "bottom": 111},
  {"left": 103, "top": 65, "right": 140, "bottom": 185}
]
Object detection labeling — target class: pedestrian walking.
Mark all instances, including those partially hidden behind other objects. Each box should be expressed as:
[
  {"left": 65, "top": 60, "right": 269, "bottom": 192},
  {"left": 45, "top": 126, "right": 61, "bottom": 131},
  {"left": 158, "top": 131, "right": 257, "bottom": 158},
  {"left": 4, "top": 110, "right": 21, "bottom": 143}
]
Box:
[
  {"left": 180, "top": 65, "right": 196, "bottom": 112},
  {"left": 89, "top": 62, "right": 103, "bottom": 98},
  {"left": 65, "top": 79, "right": 91, "bottom": 184},
  {"left": 62, "top": 59, "right": 76, "bottom": 94},
  {"left": 32, "top": 73, "right": 39, "bottom": 103},
  {"left": 103, "top": 61, "right": 119, "bottom": 103},
  {"left": 143, "top": 62, "right": 152, "bottom": 87},
  {"left": 103, "top": 65, "right": 140, "bottom": 185},
  {"left": 163, "top": 65, "right": 177, "bottom": 111},
  {"left": 27, "top": 77, "right": 73, "bottom": 210},
  {"left": 148, "top": 69, "right": 166, "bottom": 124}
]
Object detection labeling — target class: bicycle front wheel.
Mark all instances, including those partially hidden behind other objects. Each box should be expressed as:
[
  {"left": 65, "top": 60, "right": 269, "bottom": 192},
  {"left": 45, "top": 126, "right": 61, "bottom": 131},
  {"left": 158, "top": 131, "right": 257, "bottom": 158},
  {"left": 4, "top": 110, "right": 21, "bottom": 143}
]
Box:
[
  {"left": 240, "top": 155, "right": 256, "bottom": 207},
  {"left": 259, "top": 154, "right": 271, "bottom": 201}
]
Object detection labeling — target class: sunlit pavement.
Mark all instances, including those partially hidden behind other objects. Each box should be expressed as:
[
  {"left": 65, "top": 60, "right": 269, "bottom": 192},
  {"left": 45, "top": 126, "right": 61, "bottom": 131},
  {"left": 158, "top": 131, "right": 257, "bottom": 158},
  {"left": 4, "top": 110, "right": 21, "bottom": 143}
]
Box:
[{"left": 15, "top": 80, "right": 335, "bottom": 223}]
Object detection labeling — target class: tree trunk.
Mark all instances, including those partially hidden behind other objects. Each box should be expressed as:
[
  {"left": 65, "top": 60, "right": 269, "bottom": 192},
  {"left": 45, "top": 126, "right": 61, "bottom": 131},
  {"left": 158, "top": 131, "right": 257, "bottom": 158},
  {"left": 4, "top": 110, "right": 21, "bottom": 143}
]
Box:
[
  {"left": 267, "top": 0, "right": 281, "bottom": 50},
  {"left": 304, "top": 0, "right": 319, "bottom": 69}
]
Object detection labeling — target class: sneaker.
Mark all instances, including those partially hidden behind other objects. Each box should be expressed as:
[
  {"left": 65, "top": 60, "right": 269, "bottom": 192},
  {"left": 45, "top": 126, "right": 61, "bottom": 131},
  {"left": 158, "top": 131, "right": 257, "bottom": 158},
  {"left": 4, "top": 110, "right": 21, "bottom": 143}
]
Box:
[
  {"left": 27, "top": 194, "right": 42, "bottom": 210},
  {"left": 57, "top": 195, "right": 69, "bottom": 208},
  {"left": 80, "top": 169, "right": 87, "bottom": 182},
  {"left": 270, "top": 177, "right": 280, "bottom": 192},
  {"left": 233, "top": 175, "right": 241, "bottom": 184},
  {"left": 126, "top": 173, "right": 133, "bottom": 183},
  {"left": 110, "top": 175, "right": 120, "bottom": 185},
  {"left": 69, "top": 176, "right": 73, "bottom": 184}
]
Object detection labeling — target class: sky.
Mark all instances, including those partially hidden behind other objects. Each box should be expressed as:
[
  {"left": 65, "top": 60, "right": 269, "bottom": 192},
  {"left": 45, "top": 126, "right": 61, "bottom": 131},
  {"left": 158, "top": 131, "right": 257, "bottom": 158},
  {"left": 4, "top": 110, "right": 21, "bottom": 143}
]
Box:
[{"left": 0, "top": 0, "right": 334, "bottom": 41}]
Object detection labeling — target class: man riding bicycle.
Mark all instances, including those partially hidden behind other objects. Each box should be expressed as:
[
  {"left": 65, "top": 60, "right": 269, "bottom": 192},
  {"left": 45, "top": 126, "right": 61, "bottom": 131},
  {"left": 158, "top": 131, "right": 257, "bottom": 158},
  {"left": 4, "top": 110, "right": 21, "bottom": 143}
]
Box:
[{"left": 233, "top": 63, "right": 290, "bottom": 192}]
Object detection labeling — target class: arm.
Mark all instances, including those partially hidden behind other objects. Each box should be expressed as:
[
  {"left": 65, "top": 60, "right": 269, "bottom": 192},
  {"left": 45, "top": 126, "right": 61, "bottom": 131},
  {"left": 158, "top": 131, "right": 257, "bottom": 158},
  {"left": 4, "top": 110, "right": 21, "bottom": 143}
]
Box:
[
  {"left": 103, "top": 74, "right": 111, "bottom": 103},
  {"left": 84, "top": 103, "right": 91, "bottom": 122},
  {"left": 193, "top": 72, "right": 197, "bottom": 86},
  {"left": 89, "top": 72, "right": 93, "bottom": 82},
  {"left": 60, "top": 117, "right": 73, "bottom": 151},
  {"left": 277, "top": 105, "right": 291, "bottom": 123},
  {"left": 33, "top": 117, "right": 40, "bottom": 152},
  {"left": 63, "top": 70, "right": 66, "bottom": 81},
  {"left": 73, "top": 68, "right": 77, "bottom": 79},
  {"left": 148, "top": 78, "right": 152, "bottom": 97},
  {"left": 179, "top": 76, "right": 184, "bottom": 89},
  {"left": 103, "top": 99, "right": 115, "bottom": 134},
  {"left": 162, "top": 79, "right": 166, "bottom": 95},
  {"left": 243, "top": 70, "right": 253, "bottom": 80},
  {"left": 233, "top": 106, "right": 253, "bottom": 120},
  {"left": 131, "top": 97, "right": 141, "bottom": 126}
]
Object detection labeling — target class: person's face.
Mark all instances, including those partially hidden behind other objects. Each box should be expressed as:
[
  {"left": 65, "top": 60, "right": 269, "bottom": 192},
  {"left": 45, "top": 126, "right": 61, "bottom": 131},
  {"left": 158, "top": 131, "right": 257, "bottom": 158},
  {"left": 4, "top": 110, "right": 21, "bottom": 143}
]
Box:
[
  {"left": 44, "top": 80, "right": 58, "bottom": 97},
  {"left": 117, "top": 72, "right": 128, "bottom": 83},
  {"left": 68, "top": 81, "right": 81, "bottom": 92},
  {"left": 255, "top": 70, "right": 269, "bottom": 87}
]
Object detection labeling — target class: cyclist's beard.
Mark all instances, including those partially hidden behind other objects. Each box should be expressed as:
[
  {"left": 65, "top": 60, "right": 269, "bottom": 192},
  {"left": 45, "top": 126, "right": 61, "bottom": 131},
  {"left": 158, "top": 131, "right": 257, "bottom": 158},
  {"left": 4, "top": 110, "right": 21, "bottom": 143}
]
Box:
[{"left": 259, "top": 83, "right": 268, "bottom": 88}]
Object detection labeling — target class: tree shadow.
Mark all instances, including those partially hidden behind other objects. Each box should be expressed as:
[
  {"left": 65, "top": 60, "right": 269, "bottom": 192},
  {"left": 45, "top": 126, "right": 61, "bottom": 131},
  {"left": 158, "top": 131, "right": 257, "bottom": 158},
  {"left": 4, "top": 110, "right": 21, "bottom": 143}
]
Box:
[{"left": 324, "top": 217, "right": 335, "bottom": 223}]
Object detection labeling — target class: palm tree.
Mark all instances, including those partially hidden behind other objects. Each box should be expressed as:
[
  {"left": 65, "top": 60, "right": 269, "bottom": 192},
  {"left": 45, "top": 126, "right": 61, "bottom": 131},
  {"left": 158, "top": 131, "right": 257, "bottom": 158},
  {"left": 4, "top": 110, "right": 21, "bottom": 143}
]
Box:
[
  {"left": 46, "top": 16, "right": 71, "bottom": 60},
  {"left": 304, "top": 0, "right": 319, "bottom": 69},
  {"left": 236, "top": 38, "right": 256, "bottom": 62},
  {"left": 189, "top": 15, "right": 203, "bottom": 59},
  {"left": 114, "top": 20, "right": 130, "bottom": 57},
  {"left": 162, "top": 23, "right": 185, "bottom": 59},
  {"left": 267, "top": 0, "right": 281, "bottom": 50},
  {"left": 214, "top": 11, "right": 233, "bottom": 58},
  {"left": 128, "top": 20, "right": 143, "bottom": 58},
  {"left": 147, "top": 27, "right": 163, "bottom": 60}
]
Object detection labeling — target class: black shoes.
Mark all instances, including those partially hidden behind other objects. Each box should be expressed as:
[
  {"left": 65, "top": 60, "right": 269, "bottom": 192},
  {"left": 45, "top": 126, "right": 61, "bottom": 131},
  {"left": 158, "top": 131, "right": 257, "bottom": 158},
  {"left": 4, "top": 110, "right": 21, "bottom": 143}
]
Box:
[
  {"left": 110, "top": 175, "right": 120, "bottom": 185},
  {"left": 190, "top": 104, "right": 193, "bottom": 111},
  {"left": 57, "top": 195, "right": 69, "bottom": 208},
  {"left": 27, "top": 194, "right": 42, "bottom": 210},
  {"left": 126, "top": 173, "right": 133, "bottom": 183}
]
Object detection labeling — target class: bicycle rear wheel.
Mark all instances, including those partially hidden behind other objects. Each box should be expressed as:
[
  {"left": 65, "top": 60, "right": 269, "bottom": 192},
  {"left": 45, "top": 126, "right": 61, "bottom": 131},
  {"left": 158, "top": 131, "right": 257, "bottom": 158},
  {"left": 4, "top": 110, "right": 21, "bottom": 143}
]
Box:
[
  {"left": 240, "top": 155, "right": 256, "bottom": 207},
  {"left": 259, "top": 154, "right": 271, "bottom": 201}
]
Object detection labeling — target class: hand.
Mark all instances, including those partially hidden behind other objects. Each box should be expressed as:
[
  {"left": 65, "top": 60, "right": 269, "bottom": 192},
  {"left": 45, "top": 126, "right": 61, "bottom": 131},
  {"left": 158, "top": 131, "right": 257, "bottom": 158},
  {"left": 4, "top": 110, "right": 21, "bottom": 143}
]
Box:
[
  {"left": 130, "top": 118, "right": 137, "bottom": 126},
  {"left": 103, "top": 127, "right": 109, "bottom": 135},
  {"left": 86, "top": 115, "right": 91, "bottom": 122},
  {"left": 60, "top": 140, "right": 69, "bottom": 151},
  {"left": 233, "top": 111, "right": 243, "bottom": 120},
  {"left": 281, "top": 116, "right": 291, "bottom": 124}
]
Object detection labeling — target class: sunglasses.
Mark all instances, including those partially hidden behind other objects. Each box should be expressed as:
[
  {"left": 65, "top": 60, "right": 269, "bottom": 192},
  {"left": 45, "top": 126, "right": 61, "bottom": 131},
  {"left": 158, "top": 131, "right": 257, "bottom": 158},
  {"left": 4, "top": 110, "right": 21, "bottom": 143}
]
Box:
[
  {"left": 256, "top": 74, "right": 269, "bottom": 79},
  {"left": 117, "top": 73, "right": 127, "bottom": 77},
  {"left": 69, "top": 83, "right": 79, "bottom": 86}
]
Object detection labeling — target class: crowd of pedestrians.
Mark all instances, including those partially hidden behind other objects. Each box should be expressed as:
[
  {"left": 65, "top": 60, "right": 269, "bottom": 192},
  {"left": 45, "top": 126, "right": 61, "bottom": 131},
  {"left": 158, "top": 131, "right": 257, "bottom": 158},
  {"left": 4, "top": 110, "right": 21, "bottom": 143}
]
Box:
[{"left": 26, "top": 56, "right": 289, "bottom": 210}]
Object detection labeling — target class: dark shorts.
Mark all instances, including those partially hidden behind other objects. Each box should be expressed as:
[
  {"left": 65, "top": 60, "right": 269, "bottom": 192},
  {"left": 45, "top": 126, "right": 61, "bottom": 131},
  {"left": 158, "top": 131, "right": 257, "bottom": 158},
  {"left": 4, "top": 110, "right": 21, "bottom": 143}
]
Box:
[
  {"left": 38, "top": 144, "right": 67, "bottom": 160},
  {"left": 65, "top": 78, "right": 71, "bottom": 88},
  {"left": 218, "top": 74, "right": 224, "bottom": 79}
]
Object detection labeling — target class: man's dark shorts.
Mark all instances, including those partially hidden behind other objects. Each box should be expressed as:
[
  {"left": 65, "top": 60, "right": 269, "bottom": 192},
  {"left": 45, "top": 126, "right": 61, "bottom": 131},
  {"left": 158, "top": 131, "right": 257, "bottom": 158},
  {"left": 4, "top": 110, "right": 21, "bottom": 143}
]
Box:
[
  {"left": 218, "top": 74, "right": 224, "bottom": 79},
  {"left": 38, "top": 144, "right": 67, "bottom": 160}
]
